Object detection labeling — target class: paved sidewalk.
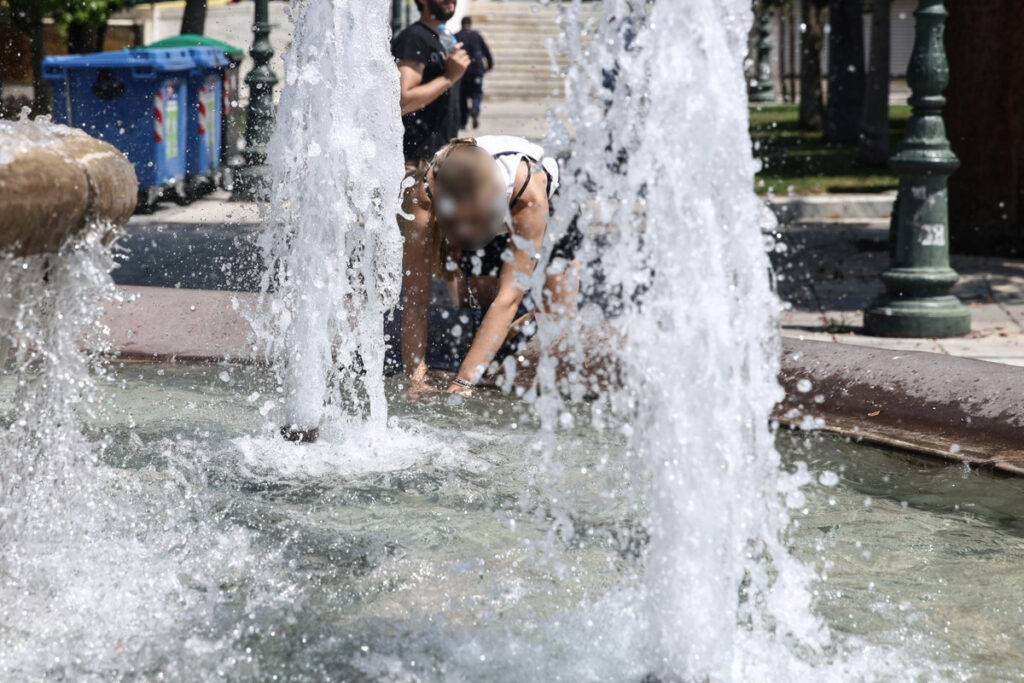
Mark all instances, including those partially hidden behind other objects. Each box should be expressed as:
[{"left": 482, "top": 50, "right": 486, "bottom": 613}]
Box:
[
  {"left": 116, "top": 188, "right": 1024, "bottom": 368},
  {"left": 774, "top": 218, "right": 1024, "bottom": 366},
  {"left": 473, "top": 98, "right": 558, "bottom": 143},
  {"left": 129, "top": 189, "right": 260, "bottom": 227}
]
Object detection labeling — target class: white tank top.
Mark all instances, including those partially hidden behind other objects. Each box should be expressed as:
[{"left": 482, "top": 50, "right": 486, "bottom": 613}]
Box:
[{"left": 474, "top": 135, "right": 560, "bottom": 201}]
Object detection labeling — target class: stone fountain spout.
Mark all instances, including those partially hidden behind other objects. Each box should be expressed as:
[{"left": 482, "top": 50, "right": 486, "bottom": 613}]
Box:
[
  {"left": 0, "top": 121, "right": 137, "bottom": 256},
  {"left": 0, "top": 120, "right": 137, "bottom": 372}
]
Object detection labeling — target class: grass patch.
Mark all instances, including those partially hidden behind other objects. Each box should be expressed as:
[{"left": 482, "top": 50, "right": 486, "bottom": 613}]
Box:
[{"left": 750, "top": 103, "right": 910, "bottom": 195}]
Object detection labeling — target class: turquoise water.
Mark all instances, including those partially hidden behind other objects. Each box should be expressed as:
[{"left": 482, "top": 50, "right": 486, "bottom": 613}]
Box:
[{"left": 1, "top": 363, "right": 1022, "bottom": 680}]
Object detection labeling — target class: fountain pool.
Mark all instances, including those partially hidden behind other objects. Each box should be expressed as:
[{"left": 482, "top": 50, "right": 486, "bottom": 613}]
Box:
[
  {"left": 0, "top": 363, "right": 1021, "bottom": 680},
  {"left": 2, "top": 0, "right": 1018, "bottom": 680}
]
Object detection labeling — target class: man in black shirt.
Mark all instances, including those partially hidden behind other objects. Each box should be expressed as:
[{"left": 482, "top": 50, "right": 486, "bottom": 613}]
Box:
[
  {"left": 455, "top": 16, "right": 494, "bottom": 130},
  {"left": 391, "top": 0, "right": 469, "bottom": 164}
]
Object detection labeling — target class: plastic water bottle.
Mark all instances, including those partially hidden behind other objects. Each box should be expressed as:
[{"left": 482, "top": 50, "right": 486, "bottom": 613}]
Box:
[{"left": 438, "top": 24, "right": 457, "bottom": 53}]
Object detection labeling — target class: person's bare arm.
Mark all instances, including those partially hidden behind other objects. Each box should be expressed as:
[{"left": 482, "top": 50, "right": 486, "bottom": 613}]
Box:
[
  {"left": 450, "top": 166, "right": 549, "bottom": 392},
  {"left": 398, "top": 45, "right": 470, "bottom": 116},
  {"left": 400, "top": 180, "right": 434, "bottom": 386}
]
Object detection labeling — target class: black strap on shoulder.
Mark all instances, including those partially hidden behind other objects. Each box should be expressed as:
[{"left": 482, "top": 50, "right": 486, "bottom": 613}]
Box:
[
  {"left": 509, "top": 159, "right": 533, "bottom": 208},
  {"left": 493, "top": 151, "right": 551, "bottom": 208}
]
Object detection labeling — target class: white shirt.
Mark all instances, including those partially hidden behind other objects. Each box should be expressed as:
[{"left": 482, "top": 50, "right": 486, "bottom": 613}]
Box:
[{"left": 474, "top": 135, "right": 560, "bottom": 200}]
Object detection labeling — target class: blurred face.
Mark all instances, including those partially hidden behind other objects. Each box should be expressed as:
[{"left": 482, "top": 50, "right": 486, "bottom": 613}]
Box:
[
  {"left": 424, "top": 0, "right": 456, "bottom": 21},
  {"left": 435, "top": 174, "right": 506, "bottom": 252}
]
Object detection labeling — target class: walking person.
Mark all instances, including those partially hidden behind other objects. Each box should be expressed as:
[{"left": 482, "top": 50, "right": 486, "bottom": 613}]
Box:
[
  {"left": 392, "top": 0, "right": 470, "bottom": 175},
  {"left": 455, "top": 16, "right": 494, "bottom": 130}
]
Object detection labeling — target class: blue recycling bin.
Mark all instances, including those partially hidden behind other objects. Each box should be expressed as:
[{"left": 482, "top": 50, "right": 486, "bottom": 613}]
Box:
[
  {"left": 43, "top": 49, "right": 195, "bottom": 211},
  {"left": 181, "top": 47, "right": 229, "bottom": 196}
]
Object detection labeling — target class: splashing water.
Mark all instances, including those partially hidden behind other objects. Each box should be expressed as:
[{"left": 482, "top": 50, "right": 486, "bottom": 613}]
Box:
[
  {"left": 0, "top": 122, "right": 122, "bottom": 539},
  {"left": 544, "top": 0, "right": 830, "bottom": 675},
  {"left": 0, "top": 231, "right": 120, "bottom": 534},
  {"left": 255, "top": 0, "right": 405, "bottom": 433}
]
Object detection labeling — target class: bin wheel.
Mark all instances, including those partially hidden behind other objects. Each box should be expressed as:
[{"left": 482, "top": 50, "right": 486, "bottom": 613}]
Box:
[
  {"left": 135, "top": 187, "right": 161, "bottom": 214},
  {"left": 172, "top": 179, "right": 190, "bottom": 206}
]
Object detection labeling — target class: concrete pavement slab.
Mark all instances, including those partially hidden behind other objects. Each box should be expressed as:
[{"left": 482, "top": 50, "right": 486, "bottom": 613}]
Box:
[
  {"left": 779, "top": 310, "right": 828, "bottom": 329},
  {"left": 781, "top": 329, "right": 947, "bottom": 355},
  {"left": 99, "top": 190, "right": 1024, "bottom": 374},
  {"left": 769, "top": 193, "right": 896, "bottom": 222},
  {"left": 129, "top": 190, "right": 261, "bottom": 227}
]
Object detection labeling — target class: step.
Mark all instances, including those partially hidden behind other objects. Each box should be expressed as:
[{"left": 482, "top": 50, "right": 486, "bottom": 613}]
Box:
[{"left": 465, "top": 0, "right": 601, "bottom": 106}]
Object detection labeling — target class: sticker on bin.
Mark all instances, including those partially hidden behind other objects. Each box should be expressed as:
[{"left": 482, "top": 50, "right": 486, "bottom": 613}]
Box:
[
  {"left": 164, "top": 86, "right": 179, "bottom": 160},
  {"left": 154, "top": 90, "right": 164, "bottom": 143},
  {"left": 199, "top": 76, "right": 218, "bottom": 158},
  {"left": 154, "top": 84, "right": 179, "bottom": 159}
]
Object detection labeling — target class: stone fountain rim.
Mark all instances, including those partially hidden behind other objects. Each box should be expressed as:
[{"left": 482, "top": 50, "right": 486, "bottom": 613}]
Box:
[{"left": 777, "top": 337, "right": 1024, "bottom": 477}]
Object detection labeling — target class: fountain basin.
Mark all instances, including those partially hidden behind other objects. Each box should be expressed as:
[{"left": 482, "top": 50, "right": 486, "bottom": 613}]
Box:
[
  {"left": 1, "top": 363, "right": 1022, "bottom": 679},
  {"left": 778, "top": 338, "right": 1024, "bottom": 474},
  {"left": 0, "top": 121, "right": 136, "bottom": 256}
]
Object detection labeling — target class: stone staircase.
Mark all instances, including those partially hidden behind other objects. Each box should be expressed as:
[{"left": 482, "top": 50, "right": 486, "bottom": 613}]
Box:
[{"left": 466, "top": 0, "right": 603, "bottom": 101}]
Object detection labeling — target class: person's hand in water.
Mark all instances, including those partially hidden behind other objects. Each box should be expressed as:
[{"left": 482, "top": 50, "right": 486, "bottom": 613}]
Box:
[
  {"left": 447, "top": 381, "right": 472, "bottom": 397},
  {"left": 445, "top": 43, "right": 471, "bottom": 83},
  {"left": 407, "top": 378, "right": 438, "bottom": 399},
  {"left": 404, "top": 362, "right": 437, "bottom": 399}
]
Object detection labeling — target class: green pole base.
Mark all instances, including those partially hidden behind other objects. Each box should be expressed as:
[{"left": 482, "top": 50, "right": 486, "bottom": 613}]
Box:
[
  {"left": 231, "top": 164, "right": 271, "bottom": 202},
  {"left": 864, "top": 294, "right": 971, "bottom": 338}
]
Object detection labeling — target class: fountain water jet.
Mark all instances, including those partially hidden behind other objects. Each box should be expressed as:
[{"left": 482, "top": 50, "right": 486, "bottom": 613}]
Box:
[
  {"left": 541, "top": 0, "right": 829, "bottom": 675},
  {"left": 253, "top": 0, "right": 405, "bottom": 441}
]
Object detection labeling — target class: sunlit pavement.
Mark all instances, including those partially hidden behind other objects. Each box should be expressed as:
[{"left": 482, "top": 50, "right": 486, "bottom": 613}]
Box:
[{"left": 774, "top": 218, "right": 1024, "bottom": 367}]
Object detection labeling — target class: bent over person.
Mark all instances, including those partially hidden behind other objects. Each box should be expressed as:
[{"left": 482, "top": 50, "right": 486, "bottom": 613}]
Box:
[{"left": 400, "top": 136, "right": 581, "bottom": 396}]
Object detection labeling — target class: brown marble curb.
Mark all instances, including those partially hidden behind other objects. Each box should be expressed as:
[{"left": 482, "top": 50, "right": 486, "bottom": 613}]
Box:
[{"left": 777, "top": 338, "right": 1024, "bottom": 476}]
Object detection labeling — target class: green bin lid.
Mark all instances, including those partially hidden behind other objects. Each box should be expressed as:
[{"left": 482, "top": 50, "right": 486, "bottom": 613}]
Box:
[{"left": 146, "top": 34, "right": 243, "bottom": 55}]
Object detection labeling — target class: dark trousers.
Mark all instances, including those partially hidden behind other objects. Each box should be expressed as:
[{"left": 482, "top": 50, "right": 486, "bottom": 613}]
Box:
[{"left": 460, "top": 75, "right": 484, "bottom": 129}]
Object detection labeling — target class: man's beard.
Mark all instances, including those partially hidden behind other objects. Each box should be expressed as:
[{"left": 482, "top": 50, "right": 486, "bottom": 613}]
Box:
[{"left": 424, "top": 0, "right": 455, "bottom": 21}]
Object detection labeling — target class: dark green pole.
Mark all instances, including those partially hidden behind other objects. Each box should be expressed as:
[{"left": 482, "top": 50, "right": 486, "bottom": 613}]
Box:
[
  {"left": 233, "top": 0, "right": 278, "bottom": 201},
  {"left": 391, "top": 0, "right": 403, "bottom": 37},
  {"left": 863, "top": 0, "right": 969, "bottom": 337},
  {"left": 749, "top": 9, "right": 776, "bottom": 103}
]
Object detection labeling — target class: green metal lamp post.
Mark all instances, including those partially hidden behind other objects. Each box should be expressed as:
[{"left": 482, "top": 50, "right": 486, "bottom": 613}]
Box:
[
  {"left": 863, "top": 0, "right": 969, "bottom": 337},
  {"left": 232, "top": 0, "right": 279, "bottom": 201},
  {"left": 391, "top": 0, "right": 403, "bottom": 37},
  {"left": 749, "top": 9, "right": 776, "bottom": 103}
]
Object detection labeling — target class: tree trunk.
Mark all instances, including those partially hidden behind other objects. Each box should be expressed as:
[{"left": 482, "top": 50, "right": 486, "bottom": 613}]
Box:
[
  {"left": 799, "top": 0, "right": 826, "bottom": 130},
  {"left": 856, "top": 0, "right": 890, "bottom": 165},
  {"left": 946, "top": 0, "right": 1024, "bottom": 256},
  {"left": 825, "top": 0, "right": 866, "bottom": 143},
  {"left": 66, "top": 22, "right": 105, "bottom": 54},
  {"left": 181, "top": 0, "right": 208, "bottom": 35},
  {"left": 27, "top": 3, "right": 51, "bottom": 115}
]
